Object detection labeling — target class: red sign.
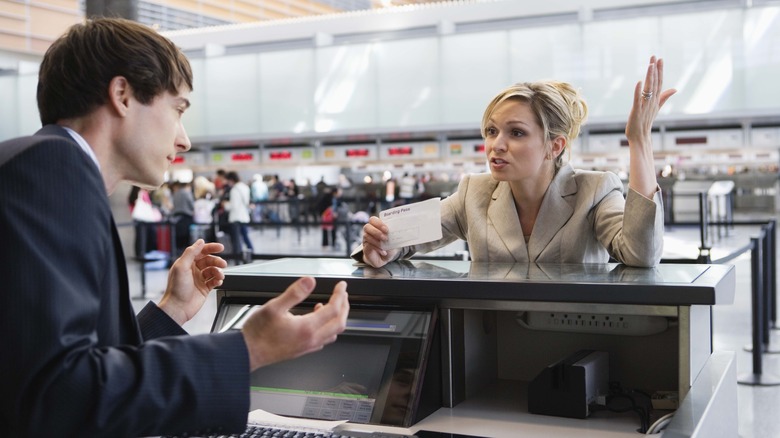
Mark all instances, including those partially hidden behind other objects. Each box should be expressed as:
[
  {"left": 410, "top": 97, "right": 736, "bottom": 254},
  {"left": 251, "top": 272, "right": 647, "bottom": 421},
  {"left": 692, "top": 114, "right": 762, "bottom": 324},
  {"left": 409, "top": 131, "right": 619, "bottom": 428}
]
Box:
[
  {"left": 346, "top": 148, "right": 370, "bottom": 157},
  {"left": 388, "top": 146, "right": 413, "bottom": 156},
  {"left": 473, "top": 144, "right": 485, "bottom": 153},
  {"left": 231, "top": 153, "right": 254, "bottom": 162},
  {"left": 269, "top": 151, "right": 292, "bottom": 160}
]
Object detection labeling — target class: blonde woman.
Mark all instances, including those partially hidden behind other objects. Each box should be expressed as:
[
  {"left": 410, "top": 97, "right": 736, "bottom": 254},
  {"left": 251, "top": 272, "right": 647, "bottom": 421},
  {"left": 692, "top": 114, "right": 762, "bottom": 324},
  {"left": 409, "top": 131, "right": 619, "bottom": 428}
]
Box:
[{"left": 358, "top": 56, "right": 675, "bottom": 268}]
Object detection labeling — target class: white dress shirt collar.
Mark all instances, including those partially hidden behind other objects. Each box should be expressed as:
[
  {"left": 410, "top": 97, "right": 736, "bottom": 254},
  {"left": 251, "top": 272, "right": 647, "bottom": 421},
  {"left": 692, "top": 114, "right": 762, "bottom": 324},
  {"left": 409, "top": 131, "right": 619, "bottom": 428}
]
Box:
[{"left": 62, "top": 126, "right": 101, "bottom": 171}]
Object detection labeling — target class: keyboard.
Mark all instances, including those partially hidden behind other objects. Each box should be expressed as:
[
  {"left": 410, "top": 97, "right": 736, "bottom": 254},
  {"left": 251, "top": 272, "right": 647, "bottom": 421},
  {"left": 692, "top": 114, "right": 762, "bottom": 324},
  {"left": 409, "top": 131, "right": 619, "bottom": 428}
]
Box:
[{"left": 165, "top": 423, "right": 416, "bottom": 438}]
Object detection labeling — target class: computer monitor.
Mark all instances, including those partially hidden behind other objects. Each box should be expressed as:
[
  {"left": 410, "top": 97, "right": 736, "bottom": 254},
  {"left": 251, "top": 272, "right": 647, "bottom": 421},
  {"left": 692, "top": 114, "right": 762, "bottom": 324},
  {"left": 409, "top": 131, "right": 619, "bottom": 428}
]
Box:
[{"left": 212, "top": 298, "right": 440, "bottom": 427}]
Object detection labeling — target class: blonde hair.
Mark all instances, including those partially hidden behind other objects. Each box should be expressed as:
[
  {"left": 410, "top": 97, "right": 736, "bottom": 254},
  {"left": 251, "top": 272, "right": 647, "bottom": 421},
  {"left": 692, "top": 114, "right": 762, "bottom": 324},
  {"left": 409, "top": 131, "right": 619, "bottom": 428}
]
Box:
[
  {"left": 193, "top": 176, "right": 215, "bottom": 199},
  {"left": 481, "top": 81, "right": 588, "bottom": 171}
]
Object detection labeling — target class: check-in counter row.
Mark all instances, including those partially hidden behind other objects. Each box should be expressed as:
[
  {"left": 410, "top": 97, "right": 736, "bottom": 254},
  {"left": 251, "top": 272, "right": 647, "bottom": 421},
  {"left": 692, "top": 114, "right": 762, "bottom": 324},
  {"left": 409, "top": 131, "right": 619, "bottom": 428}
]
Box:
[{"left": 214, "top": 258, "right": 737, "bottom": 438}]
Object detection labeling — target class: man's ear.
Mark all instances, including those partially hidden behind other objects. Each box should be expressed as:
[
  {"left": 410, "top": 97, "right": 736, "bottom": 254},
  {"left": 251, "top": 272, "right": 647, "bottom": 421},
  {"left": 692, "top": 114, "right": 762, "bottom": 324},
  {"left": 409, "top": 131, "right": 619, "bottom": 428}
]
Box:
[
  {"left": 107, "top": 76, "right": 131, "bottom": 117},
  {"left": 550, "top": 135, "right": 567, "bottom": 159}
]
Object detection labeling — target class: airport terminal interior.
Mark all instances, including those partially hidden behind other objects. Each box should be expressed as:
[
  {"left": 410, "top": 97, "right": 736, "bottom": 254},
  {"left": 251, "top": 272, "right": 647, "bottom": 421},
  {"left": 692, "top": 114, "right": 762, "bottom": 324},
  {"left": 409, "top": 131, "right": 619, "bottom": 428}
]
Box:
[{"left": 2, "top": 0, "right": 780, "bottom": 436}]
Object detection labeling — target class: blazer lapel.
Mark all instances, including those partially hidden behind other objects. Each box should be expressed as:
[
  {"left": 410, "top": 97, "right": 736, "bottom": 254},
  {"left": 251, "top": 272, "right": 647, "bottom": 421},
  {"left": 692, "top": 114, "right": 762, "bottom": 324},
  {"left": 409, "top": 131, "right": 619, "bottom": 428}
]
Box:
[
  {"left": 487, "top": 182, "right": 529, "bottom": 262},
  {"left": 528, "top": 165, "right": 577, "bottom": 261}
]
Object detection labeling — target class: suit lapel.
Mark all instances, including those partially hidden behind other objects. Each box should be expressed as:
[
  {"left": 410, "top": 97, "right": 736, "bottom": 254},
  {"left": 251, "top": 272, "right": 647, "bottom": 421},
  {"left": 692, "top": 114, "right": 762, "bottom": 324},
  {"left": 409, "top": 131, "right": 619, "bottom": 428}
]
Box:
[
  {"left": 528, "top": 165, "right": 577, "bottom": 261},
  {"left": 487, "top": 182, "right": 529, "bottom": 262}
]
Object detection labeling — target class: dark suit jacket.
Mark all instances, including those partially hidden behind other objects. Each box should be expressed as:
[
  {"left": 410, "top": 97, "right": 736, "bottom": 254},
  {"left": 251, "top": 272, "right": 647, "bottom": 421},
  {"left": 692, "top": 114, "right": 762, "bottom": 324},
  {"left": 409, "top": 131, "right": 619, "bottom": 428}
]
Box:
[{"left": 0, "top": 125, "right": 249, "bottom": 437}]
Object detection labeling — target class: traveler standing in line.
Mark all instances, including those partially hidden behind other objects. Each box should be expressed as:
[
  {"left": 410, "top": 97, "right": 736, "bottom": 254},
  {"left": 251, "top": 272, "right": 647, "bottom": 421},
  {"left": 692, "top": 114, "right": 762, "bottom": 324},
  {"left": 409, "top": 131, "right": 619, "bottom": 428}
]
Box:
[
  {"left": 171, "top": 180, "right": 195, "bottom": 255},
  {"left": 251, "top": 173, "right": 269, "bottom": 222},
  {"left": 192, "top": 176, "right": 217, "bottom": 241},
  {"left": 0, "top": 18, "right": 349, "bottom": 437},
  {"left": 319, "top": 187, "right": 336, "bottom": 247},
  {"left": 128, "top": 185, "right": 160, "bottom": 256},
  {"left": 225, "top": 171, "right": 254, "bottom": 260},
  {"left": 398, "top": 172, "right": 417, "bottom": 205},
  {"left": 358, "top": 57, "right": 674, "bottom": 268}
]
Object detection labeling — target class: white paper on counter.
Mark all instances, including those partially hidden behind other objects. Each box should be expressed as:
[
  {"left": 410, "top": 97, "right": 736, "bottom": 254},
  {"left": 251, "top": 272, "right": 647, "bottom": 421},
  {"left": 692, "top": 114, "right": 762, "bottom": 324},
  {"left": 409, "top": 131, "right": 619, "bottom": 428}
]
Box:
[{"left": 247, "top": 408, "right": 348, "bottom": 431}]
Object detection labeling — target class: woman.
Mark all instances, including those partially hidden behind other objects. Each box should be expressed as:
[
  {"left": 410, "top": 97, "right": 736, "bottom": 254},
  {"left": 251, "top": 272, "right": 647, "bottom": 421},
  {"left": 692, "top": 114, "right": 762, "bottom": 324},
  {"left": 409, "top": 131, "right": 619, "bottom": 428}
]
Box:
[{"left": 358, "top": 56, "right": 675, "bottom": 268}]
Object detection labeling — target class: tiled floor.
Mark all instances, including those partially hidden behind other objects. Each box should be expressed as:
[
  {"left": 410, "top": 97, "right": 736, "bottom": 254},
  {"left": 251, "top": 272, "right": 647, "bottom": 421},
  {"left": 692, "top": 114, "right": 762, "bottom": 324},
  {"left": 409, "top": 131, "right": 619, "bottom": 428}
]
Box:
[{"left": 125, "top": 217, "right": 780, "bottom": 437}]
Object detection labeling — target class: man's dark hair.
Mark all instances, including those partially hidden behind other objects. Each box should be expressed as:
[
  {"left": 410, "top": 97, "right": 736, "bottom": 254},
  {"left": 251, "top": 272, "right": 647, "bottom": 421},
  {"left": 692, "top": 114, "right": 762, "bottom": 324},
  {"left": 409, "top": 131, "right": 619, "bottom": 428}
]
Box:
[
  {"left": 226, "top": 171, "right": 240, "bottom": 183},
  {"left": 37, "top": 17, "right": 193, "bottom": 125}
]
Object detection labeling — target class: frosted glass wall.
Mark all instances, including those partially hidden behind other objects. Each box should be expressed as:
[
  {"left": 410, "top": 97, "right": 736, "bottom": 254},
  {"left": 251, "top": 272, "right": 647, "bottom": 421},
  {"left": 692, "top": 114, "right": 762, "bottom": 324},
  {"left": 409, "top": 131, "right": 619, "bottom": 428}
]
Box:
[
  {"left": 441, "top": 31, "right": 509, "bottom": 125},
  {"left": 376, "top": 38, "right": 440, "bottom": 128},
  {"left": 261, "top": 50, "right": 315, "bottom": 135},
  {"left": 0, "top": 76, "right": 19, "bottom": 137},
  {"left": 204, "top": 54, "right": 260, "bottom": 137},
  {"left": 1, "top": 74, "right": 39, "bottom": 140},
  {"left": 315, "top": 43, "right": 378, "bottom": 133},
  {"left": 1, "top": 5, "right": 779, "bottom": 142},
  {"left": 743, "top": 7, "right": 780, "bottom": 110}
]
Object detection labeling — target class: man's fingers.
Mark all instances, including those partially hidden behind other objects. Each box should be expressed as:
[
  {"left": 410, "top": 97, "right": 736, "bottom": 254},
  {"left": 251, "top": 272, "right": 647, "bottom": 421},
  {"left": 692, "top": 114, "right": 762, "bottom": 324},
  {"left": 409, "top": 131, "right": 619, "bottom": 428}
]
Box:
[
  {"left": 200, "top": 241, "right": 224, "bottom": 254},
  {"left": 195, "top": 254, "right": 228, "bottom": 271},
  {"left": 201, "top": 265, "right": 225, "bottom": 284},
  {"left": 266, "top": 277, "right": 316, "bottom": 313},
  {"left": 300, "top": 281, "right": 349, "bottom": 336},
  {"left": 175, "top": 239, "right": 205, "bottom": 268}
]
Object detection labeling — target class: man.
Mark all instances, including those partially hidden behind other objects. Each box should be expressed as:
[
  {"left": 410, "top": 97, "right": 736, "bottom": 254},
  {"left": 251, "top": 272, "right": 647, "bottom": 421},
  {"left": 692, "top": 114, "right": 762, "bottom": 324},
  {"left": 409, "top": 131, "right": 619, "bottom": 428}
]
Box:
[
  {"left": 224, "top": 171, "right": 254, "bottom": 259},
  {"left": 0, "top": 18, "right": 349, "bottom": 437}
]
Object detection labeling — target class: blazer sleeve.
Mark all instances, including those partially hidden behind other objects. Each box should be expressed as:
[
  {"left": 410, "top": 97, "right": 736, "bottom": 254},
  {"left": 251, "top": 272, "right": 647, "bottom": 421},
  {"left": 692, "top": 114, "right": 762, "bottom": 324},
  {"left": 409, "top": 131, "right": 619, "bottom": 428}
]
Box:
[
  {"left": 137, "top": 301, "right": 189, "bottom": 338},
  {"left": 0, "top": 140, "right": 249, "bottom": 437},
  {"left": 593, "top": 172, "right": 664, "bottom": 267}
]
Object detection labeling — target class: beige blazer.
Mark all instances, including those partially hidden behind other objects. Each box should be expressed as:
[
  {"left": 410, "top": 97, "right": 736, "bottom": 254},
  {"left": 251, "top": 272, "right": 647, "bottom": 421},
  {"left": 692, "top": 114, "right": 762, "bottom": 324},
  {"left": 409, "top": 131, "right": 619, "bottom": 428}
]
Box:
[{"left": 399, "top": 164, "right": 664, "bottom": 267}]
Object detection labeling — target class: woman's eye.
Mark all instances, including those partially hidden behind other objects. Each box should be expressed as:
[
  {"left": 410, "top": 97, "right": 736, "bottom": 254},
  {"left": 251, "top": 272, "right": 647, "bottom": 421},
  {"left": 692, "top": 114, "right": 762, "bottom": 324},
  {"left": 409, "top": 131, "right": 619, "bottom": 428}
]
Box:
[
  {"left": 486, "top": 127, "right": 497, "bottom": 136},
  {"left": 512, "top": 130, "right": 525, "bottom": 137}
]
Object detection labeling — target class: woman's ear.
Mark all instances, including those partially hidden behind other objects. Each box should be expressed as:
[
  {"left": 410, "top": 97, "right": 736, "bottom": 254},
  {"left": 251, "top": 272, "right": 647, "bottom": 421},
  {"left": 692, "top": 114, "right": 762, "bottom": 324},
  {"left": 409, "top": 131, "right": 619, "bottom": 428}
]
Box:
[{"left": 550, "top": 135, "right": 567, "bottom": 159}]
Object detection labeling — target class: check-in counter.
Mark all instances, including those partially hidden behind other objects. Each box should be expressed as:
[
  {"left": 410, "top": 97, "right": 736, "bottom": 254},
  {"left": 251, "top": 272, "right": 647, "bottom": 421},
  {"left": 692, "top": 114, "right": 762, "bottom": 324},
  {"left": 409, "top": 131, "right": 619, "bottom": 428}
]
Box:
[{"left": 215, "top": 258, "right": 736, "bottom": 437}]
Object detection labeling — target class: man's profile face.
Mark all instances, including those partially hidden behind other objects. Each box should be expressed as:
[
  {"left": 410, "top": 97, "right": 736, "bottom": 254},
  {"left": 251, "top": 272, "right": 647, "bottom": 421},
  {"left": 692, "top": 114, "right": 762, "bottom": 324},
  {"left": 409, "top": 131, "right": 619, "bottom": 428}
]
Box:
[{"left": 118, "top": 87, "right": 192, "bottom": 189}]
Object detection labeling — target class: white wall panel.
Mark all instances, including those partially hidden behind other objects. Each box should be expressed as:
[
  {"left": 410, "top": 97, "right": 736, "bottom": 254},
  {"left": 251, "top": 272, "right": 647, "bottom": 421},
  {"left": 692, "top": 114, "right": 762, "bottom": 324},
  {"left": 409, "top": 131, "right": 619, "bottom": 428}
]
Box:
[
  {"left": 315, "top": 43, "right": 378, "bottom": 133},
  {"left": 184, "top": 59, "right": 207, "bottom": 139},
  {"left": 743, "top": 7, "right": 780, "bottom": 110},
  {"left": 375, "top": 38, "right": 440, "bottom": 128},
  {"left": 660, "top": 10, "right": 744, "bottom": 115},
  {"left": 0, "top": 76, "right": 19, "bottom": 140},
  {"left": 581, "top": 17, "right": 660, "bottom": 119},
  {"left": 17, "top": 73, "right": 38, "bottom": 136},
  {"left": 508, "top": 24, "right": 582, "bottom": 89},
  {"left": 259, "top": 50, "right": 315, "bottom": 135},
  {"left": 204, "top": 54, "right": 260, "bottom": 136},
  {"left": 441, "top": 31, "right": 509, "bottom": 126}
]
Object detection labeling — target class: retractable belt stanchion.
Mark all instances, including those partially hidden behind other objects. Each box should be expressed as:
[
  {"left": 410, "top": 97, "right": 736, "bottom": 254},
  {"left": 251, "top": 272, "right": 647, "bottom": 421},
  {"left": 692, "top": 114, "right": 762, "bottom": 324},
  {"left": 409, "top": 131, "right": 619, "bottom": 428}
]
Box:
[
  {"left": 761, "top": 221, "right": 780, "bottom": 353},
  {"left": 769, "top": 219, "right": 778, "bottom": 330},
  {"left": 739, "top": 231, "right": 780, "bottom": 386},
  {"left": 698, "top": 193, "right": 712, "bottom": 263}
]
